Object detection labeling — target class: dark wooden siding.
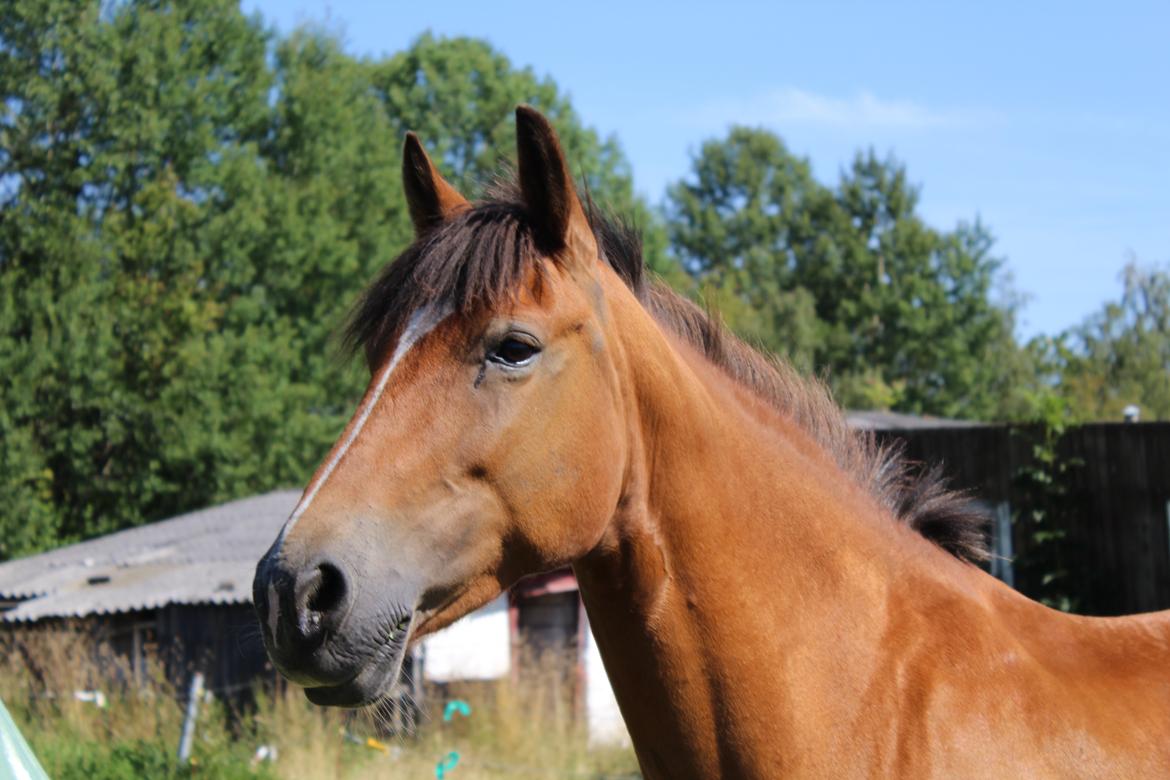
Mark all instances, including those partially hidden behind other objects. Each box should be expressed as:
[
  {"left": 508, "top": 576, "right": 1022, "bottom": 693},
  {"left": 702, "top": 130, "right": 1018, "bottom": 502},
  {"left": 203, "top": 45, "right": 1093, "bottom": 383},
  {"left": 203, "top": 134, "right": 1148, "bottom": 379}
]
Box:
[
  {"left": 878, "top": 422, "right": 1170, "bottom": 616},
  {"left": 155, "top": 604, "right": 270, "bottom": 696}
]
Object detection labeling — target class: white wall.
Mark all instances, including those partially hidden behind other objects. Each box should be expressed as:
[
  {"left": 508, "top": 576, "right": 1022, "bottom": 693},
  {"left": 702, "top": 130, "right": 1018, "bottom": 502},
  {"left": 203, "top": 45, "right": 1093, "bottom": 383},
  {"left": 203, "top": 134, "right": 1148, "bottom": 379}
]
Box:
[
  {"left": 420, "top": 594, "right": 511, "bottom": 682},
  {"left": 418, "top": 594, "right": 631, "bottom": 745},
  {"left": 583, "top": 614, "right": 630, "bottom": 745}
]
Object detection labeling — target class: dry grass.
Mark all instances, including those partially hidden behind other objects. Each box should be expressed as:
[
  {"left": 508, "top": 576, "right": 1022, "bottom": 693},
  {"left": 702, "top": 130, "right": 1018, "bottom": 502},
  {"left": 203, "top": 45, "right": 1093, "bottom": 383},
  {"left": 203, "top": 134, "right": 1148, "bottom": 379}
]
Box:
[{"left": 0, "top": 629, "right": 638, "bottom": 779}]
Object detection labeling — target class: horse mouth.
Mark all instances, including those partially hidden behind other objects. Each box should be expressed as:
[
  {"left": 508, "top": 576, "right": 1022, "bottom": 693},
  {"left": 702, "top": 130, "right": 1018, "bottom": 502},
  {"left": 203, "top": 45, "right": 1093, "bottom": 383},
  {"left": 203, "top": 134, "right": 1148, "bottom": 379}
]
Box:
[{"left": 302, "top": 611, "right": 415, "bottom": 707}]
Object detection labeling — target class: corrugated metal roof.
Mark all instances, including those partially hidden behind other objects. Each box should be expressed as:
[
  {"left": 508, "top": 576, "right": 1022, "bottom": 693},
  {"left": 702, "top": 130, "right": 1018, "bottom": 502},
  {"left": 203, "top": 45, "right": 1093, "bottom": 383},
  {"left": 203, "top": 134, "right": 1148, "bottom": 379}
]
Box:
[{"left": 0, "top": 490, "right": 298, "bottom": 623}]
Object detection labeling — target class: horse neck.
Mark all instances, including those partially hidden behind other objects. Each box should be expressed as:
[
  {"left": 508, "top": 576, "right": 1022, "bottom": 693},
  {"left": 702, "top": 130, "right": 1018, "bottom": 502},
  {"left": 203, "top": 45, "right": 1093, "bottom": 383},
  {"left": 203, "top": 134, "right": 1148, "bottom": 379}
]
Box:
[{"left": 572, "top": 294, "right": 988, "bottom": 776}]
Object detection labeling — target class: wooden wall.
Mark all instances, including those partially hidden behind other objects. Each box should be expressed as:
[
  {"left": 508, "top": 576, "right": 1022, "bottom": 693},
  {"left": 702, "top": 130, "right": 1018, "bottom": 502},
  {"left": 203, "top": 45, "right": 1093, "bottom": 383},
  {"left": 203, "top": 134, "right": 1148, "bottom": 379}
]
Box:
[{"left": 878, "top": 422, "right": 1170, "bottom": 616}]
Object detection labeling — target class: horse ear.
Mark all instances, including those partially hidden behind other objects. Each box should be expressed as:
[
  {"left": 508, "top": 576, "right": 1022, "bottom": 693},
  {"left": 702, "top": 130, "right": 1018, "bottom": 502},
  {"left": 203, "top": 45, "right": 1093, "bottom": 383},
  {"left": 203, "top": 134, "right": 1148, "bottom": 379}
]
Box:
[
  {"left": 402, "top": 132, "right": 469, "bottom": 235},
  {"left": 515, "top": 105, "right": 595, "bottom": 257}
]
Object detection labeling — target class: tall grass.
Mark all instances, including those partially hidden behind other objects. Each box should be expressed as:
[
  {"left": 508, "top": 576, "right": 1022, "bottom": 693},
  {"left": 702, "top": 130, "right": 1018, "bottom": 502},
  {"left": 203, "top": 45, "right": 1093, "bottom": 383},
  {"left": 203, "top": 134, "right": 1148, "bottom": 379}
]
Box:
[{"left": 0, "top": 629, "right": 638, "bottom": 779}]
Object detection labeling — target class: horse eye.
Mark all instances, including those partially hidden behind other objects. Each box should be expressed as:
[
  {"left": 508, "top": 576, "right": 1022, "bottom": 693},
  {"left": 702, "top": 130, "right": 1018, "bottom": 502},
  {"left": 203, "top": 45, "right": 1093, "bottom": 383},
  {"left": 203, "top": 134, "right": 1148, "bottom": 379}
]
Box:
[{"left": 490, "top": 337, "right": 540, "bottom": 367}]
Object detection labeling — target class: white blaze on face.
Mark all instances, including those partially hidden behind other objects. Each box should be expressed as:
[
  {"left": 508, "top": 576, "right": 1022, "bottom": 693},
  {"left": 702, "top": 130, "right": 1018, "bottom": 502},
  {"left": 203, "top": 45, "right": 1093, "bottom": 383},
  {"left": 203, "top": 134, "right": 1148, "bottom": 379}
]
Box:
[{"left": 274, "top": 304, "right": 451, "bottom": 548}]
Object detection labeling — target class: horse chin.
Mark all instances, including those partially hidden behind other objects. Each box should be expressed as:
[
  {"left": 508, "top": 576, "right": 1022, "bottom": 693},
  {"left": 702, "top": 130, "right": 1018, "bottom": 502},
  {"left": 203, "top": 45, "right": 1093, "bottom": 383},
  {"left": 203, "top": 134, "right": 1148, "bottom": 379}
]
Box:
[{"left": 302, "top": 612, "right": 415, "bottom": 708}]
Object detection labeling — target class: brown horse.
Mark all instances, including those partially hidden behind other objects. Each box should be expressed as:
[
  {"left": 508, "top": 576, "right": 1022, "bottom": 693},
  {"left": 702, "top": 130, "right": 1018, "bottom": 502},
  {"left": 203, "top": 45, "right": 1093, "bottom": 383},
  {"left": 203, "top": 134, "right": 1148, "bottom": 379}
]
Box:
[{"left": 254, "top": 107, "right": 1170, "bottom": 778}]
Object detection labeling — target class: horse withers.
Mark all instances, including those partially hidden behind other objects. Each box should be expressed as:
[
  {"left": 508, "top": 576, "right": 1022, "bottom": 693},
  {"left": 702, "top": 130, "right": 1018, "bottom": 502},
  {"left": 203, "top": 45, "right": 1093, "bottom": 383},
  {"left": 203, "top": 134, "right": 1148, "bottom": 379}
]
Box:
[{"left": 254, "top": 106, "right": 1170, "bottom": 778}]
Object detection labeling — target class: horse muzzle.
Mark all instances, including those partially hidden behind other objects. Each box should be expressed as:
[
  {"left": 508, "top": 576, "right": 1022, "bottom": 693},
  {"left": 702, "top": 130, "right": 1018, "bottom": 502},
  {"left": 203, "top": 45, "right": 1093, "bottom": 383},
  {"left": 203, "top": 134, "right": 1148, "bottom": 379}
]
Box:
[{"left": 252, "top": 537, "right": 418, "bottom": 707}]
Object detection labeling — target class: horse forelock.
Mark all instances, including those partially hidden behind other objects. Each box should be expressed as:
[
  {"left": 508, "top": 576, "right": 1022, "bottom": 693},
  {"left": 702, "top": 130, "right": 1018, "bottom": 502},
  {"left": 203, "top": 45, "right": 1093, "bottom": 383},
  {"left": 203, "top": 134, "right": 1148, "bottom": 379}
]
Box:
[{"left": 343, "top": 178, "right": 989, "bottom": 564}]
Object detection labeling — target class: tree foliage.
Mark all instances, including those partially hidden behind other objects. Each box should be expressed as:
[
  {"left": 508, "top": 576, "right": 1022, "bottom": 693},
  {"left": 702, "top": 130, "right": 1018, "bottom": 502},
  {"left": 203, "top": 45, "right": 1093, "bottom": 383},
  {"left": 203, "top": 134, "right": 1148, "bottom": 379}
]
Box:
[
  {"left": 1051, "top": 262, "right": 1170, "bottom": 421},
  {"left": 666, "top": 127, "right": 1029, "bottom": 419},
  {"left": 0, "top": 1, "right": 649, "bottom": 559}
]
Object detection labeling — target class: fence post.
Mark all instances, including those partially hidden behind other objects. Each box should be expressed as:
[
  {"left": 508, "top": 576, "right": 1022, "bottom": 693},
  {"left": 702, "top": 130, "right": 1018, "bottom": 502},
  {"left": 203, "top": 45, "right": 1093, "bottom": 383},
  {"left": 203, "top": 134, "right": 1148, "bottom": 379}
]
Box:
[{"left": 177, "top": 671, "right": 205, "bottom": 764}]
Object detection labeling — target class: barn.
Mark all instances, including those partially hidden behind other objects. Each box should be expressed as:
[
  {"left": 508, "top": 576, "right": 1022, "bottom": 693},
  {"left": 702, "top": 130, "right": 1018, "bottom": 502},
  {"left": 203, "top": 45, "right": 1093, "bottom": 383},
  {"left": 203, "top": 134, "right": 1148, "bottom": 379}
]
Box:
[{"left": 0, "top": 492, "right": 287, "bottom": 695}]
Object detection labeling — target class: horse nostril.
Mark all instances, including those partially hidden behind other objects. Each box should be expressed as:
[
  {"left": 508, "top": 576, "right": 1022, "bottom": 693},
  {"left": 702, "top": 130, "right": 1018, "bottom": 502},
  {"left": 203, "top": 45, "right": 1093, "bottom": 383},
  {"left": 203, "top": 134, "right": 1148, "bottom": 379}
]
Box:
[
  {"left": 309, "top": 562, "right": 347, "bottom": 617},
  {"left": 294, "top": 561, "right": 348, "bottom": 639}
]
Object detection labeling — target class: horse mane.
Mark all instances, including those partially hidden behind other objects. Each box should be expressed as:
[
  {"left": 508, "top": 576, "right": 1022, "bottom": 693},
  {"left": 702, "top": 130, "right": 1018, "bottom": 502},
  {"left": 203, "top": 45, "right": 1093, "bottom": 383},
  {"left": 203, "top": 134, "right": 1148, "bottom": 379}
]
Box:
[{"left": 345, "top": 180, "right": 990, "bottom": 564}]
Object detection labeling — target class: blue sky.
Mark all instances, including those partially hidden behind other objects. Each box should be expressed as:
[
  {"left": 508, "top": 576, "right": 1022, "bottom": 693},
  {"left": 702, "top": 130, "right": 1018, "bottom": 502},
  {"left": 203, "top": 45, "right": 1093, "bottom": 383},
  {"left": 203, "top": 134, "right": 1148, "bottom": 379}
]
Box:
[{"left": 245, "top": 0, "right": 1168, "bottom": 339}]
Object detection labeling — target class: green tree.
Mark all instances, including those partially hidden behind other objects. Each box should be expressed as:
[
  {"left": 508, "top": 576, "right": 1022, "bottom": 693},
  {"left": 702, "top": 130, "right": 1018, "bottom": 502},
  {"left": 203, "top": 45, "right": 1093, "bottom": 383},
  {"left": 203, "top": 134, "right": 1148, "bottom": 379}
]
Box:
[
  {"left": 1, "top": 0, "right": 283, "bottom": 556},
  {"left": 665, "top": 128, "right": 826, "bottom": 367},
  {"left": 665, "top": 128, "right": 1028, "bottom": 419},
  {"left": 1053, "top": 261, "right": 1170, "bottom": 421}
]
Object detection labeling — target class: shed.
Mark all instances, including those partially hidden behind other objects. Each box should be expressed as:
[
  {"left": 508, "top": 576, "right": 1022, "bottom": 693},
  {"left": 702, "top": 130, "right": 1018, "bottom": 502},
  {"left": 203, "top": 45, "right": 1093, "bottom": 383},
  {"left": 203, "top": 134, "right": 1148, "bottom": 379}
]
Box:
[{"left": 0, "top": 491, "right": 297, "bottom": 695}]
